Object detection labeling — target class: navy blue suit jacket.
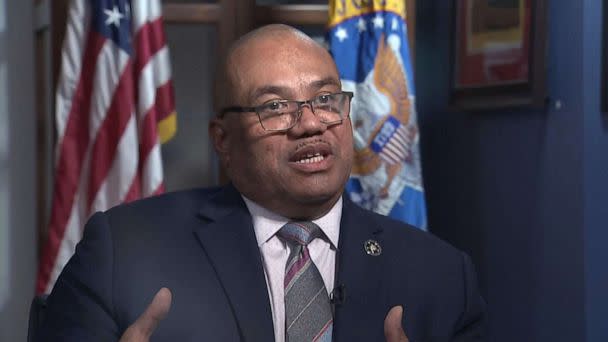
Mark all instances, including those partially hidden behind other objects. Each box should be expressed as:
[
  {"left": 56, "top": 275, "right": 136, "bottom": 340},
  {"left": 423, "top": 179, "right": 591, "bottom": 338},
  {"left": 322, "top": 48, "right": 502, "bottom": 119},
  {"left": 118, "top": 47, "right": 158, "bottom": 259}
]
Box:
[{"left": 39, "top": 185, "right": 486, "bottom": 341}]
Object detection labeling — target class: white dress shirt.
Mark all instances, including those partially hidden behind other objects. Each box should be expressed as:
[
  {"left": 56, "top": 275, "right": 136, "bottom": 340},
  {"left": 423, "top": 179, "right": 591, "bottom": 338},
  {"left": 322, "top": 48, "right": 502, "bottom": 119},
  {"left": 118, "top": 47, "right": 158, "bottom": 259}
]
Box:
[{"left": 242, "top": 196, "right": 342, "bottom": 342}]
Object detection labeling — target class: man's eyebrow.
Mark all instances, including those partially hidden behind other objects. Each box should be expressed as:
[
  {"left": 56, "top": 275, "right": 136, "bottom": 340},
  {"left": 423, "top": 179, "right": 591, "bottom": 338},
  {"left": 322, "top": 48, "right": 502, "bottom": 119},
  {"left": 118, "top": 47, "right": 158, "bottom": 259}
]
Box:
[
  {"left": 249, "top": 85, "right": 288, "bottom": 102},
  {"left": 248, "top": 77, "right": 341, "bottom": 102},
  {"left": 309, "top": 77, "right": 341, "bottom": 90}
]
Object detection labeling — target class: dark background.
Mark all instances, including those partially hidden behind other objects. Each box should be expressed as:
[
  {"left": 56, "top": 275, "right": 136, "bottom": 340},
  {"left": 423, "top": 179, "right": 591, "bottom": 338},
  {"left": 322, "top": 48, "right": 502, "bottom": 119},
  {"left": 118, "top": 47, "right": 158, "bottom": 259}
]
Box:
[{"left": 417, "top": 0, "right": 608, "bottom": 340}]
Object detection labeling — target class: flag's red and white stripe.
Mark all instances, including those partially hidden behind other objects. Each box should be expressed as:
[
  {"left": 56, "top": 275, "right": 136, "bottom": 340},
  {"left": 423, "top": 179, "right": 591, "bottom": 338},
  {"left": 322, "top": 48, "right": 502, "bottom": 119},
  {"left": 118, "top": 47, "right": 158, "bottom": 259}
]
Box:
[
  {"left": 378, "top": 124, "right": 413, "bottom": 165},
  {"left": 37, "top": 0, "right": 176, "bottom": 294}
]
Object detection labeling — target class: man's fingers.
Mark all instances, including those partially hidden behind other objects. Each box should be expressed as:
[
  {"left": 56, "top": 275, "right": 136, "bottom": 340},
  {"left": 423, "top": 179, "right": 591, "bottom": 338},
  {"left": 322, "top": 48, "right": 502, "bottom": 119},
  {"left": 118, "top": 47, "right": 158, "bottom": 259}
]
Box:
[
  {"left": 136, "top": 287, "right": 172, "bottom": 334},
  {"left": 119, "top": 288, "right": 172, "bottom": 342},
  {"left": 384, "top": 305, "right": 409, "bottom": 342}
]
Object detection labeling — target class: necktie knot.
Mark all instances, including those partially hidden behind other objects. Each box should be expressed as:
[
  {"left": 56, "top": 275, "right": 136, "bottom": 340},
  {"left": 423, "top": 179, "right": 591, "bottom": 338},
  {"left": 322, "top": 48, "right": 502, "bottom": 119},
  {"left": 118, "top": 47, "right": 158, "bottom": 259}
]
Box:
[{"left": 278, "top": 221, "right": 322, "bottom": 246}]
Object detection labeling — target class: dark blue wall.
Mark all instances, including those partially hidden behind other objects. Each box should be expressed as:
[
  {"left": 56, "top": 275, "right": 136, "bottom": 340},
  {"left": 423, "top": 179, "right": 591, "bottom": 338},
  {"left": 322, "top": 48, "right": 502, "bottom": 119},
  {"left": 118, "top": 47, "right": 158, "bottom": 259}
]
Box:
[
  {"left": 583, "top": 0, "right": 608, "bottom": 341},
  {"left": 415, "top": 0, "right": 607, "bottom": 340}
]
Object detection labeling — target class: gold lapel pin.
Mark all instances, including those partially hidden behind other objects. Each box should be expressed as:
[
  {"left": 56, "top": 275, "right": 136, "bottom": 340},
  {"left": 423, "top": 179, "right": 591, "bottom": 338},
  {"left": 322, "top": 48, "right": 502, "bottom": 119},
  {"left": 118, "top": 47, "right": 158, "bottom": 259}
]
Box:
[{"left": 364, "top": 239, "right": 382, "bottom": 256}]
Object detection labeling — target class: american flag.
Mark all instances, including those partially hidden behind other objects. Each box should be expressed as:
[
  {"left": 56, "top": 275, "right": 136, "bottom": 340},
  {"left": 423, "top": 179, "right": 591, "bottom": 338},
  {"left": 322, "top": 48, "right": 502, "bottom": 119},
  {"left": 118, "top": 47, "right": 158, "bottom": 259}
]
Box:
[{"left": 36, "top": 0, "right": 176, "bottom": 294}]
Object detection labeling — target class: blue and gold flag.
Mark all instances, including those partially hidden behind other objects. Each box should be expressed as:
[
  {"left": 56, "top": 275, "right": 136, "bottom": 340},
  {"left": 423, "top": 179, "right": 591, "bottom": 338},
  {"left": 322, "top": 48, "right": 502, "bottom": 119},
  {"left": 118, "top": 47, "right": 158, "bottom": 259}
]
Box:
[{"left": 328, "top": 0, "right": 427, "bottom": 229}]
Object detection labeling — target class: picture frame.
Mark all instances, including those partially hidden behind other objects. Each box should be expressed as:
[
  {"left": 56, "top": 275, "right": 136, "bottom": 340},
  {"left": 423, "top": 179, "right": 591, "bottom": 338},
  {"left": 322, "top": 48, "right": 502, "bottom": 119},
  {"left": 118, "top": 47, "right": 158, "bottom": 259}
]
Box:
[{"left": 449, "top": 0, "right": 547, "bottom": 110}]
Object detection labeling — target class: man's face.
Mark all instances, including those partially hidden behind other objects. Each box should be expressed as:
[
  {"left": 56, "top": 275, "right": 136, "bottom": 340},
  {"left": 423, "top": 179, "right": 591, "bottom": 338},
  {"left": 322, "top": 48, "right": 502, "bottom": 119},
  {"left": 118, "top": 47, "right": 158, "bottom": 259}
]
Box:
[{"left": 213, "top": 33, "right": 353, "bottom": 219}]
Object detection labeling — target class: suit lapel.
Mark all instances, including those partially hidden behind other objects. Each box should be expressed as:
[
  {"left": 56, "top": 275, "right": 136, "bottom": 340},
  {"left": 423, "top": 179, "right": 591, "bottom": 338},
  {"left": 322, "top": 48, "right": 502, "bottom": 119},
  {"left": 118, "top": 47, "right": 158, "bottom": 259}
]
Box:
[
  {"left": 194, "top": 185, "right": 274, "bottom": 341},
  {"left": 333, "top": 196, "right": 387, "bottom": 341}
]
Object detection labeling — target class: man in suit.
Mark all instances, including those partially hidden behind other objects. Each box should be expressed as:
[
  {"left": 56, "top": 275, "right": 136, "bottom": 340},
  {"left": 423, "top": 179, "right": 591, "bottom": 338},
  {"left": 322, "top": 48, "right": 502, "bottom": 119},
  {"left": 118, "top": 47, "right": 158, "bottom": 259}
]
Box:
[{"left": 39, "top": 24, "right": 486, "bottom": 341}]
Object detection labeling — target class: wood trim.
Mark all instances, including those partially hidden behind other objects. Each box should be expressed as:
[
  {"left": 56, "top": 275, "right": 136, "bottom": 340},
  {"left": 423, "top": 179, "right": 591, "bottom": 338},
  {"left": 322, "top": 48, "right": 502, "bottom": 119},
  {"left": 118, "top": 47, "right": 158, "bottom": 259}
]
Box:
[
  {"left": 162, "top": 3, "right": 221, "bottom": 24},
  {"left": 51, "top": 0, "right": 69, "bottom": 92},
  {"left": 406, "top": 0, "right": 415, "bottom": 63},
  {"left": 530, "top": 0, "right": 547, "bottom": 107},
  {"left": 216, "top": 0, "right": 238, "bottom": 62},
  {"left": 34, "top": 0, "right": 68, "bottom": 251},
  {"left": 235, "top": 0, "right": 256, "bottom": 37},
  {"left": 254, "top": 4, "right": 327, "bottom": 26}
]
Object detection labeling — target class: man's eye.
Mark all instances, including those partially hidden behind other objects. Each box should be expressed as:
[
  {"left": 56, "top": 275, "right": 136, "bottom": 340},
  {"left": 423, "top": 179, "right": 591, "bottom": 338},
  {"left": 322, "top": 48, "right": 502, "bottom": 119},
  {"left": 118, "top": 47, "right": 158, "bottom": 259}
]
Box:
[
  {"left": 318, "top": 94, "right": 332, "bottom": 104},
  {"left": 266, "top": 101, "right": 283, "bottom": 111}
]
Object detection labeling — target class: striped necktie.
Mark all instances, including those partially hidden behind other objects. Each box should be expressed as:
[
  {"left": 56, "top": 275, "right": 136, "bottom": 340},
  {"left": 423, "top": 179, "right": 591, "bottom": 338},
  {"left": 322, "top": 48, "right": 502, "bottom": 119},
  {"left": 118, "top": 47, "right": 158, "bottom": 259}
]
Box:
[{"left": 278, "top": 221, "right": 333, "bottom": 342}]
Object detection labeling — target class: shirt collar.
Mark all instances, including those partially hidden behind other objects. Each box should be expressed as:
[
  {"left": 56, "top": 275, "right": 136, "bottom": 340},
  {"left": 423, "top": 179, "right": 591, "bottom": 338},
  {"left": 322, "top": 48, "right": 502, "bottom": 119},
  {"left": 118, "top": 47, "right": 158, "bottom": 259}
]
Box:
[{"left": 241, "top": 195, "right": 342, "bottom": 249}]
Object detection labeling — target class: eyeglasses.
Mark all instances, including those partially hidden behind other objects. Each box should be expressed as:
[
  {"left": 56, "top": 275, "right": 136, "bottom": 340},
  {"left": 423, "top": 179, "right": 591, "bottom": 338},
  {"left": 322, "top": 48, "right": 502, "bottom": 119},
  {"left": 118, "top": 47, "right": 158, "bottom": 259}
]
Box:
[{"left": 219, "top": 91, "right": 354, "bottom": 132}]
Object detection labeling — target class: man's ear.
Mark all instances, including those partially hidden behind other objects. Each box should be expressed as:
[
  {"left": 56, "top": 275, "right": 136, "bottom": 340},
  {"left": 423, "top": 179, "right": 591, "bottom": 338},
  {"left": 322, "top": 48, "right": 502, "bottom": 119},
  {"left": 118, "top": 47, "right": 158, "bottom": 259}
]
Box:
[{"left": 209, "top": 117, "right": 230, "bottom": 165}]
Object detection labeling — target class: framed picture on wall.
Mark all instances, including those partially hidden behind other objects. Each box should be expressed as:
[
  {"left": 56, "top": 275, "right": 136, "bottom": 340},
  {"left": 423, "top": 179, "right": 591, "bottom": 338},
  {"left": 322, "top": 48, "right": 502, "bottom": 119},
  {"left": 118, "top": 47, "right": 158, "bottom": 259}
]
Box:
[{"left": 450, "top": 0, "right": 547, "bottom": 110}]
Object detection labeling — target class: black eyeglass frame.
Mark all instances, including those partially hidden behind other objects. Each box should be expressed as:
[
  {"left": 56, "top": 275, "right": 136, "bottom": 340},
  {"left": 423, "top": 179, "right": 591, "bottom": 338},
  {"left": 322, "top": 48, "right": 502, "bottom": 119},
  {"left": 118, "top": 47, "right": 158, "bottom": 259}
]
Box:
[{"left": 218, "top": 91, "right": 354, "bottom": 132}]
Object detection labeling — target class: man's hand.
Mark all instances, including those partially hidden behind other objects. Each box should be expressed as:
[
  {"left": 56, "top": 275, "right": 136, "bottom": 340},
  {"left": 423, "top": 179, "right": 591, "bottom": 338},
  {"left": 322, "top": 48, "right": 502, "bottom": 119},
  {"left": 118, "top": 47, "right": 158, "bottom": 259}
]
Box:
[
  {"left": 119, "top": 288, "right": 172, "bottom": 342},
  {"left": 384, "top": 305, "right": 409, "bottom": 342}
]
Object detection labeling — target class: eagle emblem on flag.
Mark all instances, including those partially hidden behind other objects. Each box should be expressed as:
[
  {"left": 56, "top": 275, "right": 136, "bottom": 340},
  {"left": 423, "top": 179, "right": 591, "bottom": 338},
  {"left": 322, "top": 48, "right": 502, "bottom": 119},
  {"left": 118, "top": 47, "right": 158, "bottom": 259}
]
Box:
[
  {"left": 350, "top": 34, "right": 421, "bottom": 197},
  {"left": 328, "top": 1, "right": 427, "bottom": 229}
]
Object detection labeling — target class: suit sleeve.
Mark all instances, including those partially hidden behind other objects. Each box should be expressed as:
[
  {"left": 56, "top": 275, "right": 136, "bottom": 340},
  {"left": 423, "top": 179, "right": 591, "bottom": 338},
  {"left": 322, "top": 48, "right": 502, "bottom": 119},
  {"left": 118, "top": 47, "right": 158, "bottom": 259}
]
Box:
[
  {"left": 452, "top": 252, "right": 487, "bottom": 341},
  {"left": 38, "top": 211, "right": 121, "bottom": 342}
]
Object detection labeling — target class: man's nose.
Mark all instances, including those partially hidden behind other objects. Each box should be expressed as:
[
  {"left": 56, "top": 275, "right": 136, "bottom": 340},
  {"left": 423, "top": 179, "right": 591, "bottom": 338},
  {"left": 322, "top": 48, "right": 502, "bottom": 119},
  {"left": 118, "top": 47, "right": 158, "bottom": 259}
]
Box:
[{"left": 290, "top": 104, "right": 326, "bottom": 136}]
